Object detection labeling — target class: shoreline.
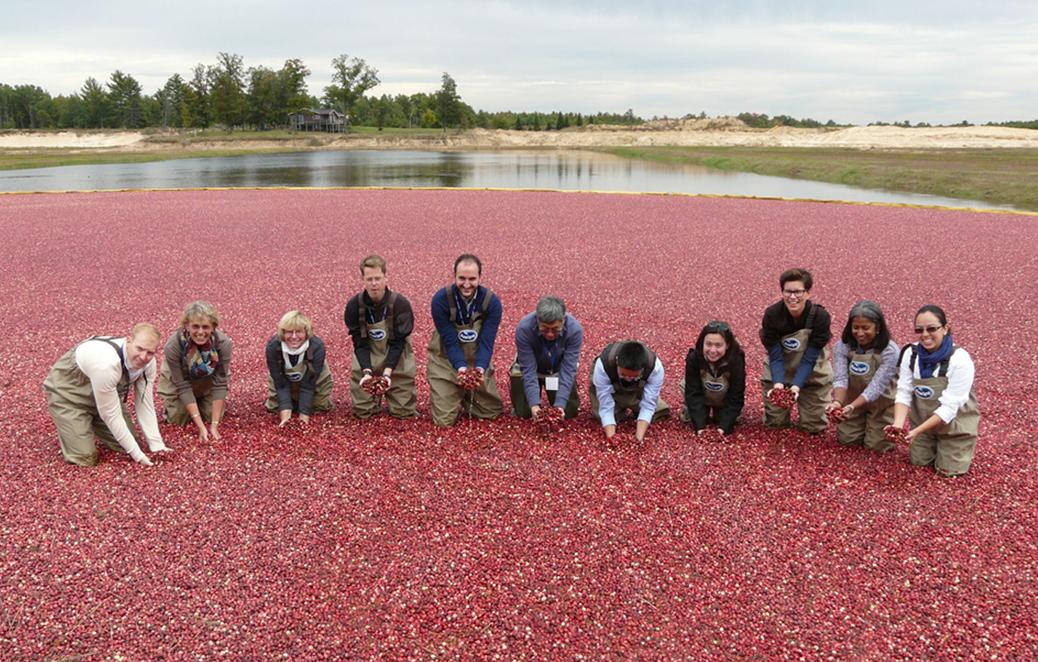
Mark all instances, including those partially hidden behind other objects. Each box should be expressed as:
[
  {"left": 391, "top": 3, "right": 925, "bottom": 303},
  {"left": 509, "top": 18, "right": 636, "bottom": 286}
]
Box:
[{"left": 2, "top": 125, "right": 1037, "bottom": 210}]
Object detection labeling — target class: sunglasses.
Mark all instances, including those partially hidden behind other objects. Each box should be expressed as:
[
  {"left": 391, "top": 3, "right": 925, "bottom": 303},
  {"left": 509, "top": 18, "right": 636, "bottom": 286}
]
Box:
[
  {"left": 914, "top": 325, "right": 943, "bottom": 335},
  {"left": 705, "top": 321, "right": 730, "bottom": 333}
]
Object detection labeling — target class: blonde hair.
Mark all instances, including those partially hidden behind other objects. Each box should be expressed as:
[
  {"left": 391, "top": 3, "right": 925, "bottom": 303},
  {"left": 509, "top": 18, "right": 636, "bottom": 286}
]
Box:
[
  {"left": 277, "top": 310, "right": 313, "bottom": 341},
  {"left": 130, "top": 322, "right": 161, "bottom": 344},
  {"left": 180, "top": 301, "right": 220, "bottom": 328}
]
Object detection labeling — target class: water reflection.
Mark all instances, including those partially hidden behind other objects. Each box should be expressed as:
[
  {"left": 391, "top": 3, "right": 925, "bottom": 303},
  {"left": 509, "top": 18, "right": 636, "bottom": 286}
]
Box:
[{"left": 0, "top": 150, "right": 1014, "bottom": 210}]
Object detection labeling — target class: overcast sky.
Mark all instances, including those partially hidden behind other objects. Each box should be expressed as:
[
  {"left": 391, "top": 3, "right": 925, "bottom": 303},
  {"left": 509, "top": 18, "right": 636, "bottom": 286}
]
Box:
[{"left": 2, "top": 0, "right": 1036, "bottom": 124}]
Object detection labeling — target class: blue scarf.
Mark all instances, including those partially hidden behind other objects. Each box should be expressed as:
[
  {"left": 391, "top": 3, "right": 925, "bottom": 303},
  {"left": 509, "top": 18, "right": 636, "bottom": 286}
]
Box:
[{"left": 917, "top": 334, "right": 954, "bottom": 378}]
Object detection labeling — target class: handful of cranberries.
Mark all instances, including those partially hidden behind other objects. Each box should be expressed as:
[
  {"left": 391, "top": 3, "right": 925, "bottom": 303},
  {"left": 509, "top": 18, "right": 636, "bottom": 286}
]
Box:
[
  {"left": 768, "top": 388, "right": 797, "bottom": 409},
  {"left": 362, "top": 375, "right": 390, "bottom": 397},
  {"left": 457, "top": 369, "right": 483, "bottom": 391},
  {"left": 827, "top": 405, "right": 847, "bottom": 424},
  {"left": 883, "top": 425, "right": 910, "bottom": 445},
  {"left": 534, "top": 406, "right": 565, "bottom": 433}
]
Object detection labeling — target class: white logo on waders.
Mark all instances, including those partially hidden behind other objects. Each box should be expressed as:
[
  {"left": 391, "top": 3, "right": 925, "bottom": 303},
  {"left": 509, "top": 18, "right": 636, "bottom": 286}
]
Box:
[
  {"left": 704, "top": 380, "right": 725, "bottom": 392},
  {"left": 369, "top": 329, "right": 386, "bottom": 341},
  {"left": 782, "top": 337, "right": 801, "bottom": 351},
  {"left": 914, "top": 385, "right": 935, "bottom": 399},
  {"left": 287, "top": 372, "right": 303, "bottom": 382},
  {"left": 849, "top": 361, "right": 870, "bottom": 376},
  {"left": 458, "top": 329, "right": 479, "bottom": 343}
]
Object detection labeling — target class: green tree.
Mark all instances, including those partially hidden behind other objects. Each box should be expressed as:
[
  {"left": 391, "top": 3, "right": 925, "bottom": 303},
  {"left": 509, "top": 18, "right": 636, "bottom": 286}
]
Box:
[
  {"left": 323, "top": 54, "right": 379, "bottom": 130},
  {"left": 209, "top": 52, "right": 247, "bottom": 129},
  {"left": 10, "top": 84, "right": 54, "bottom": 128},
  {"left": 435, "top": 72, "right": 462, "bottom": 131},
  {"left": 184, "top": 64, "right": 211, "bottom": 128},
  {"left": 79, "top": 77, "right": 109, "bottom": 128},
  {"left": 107, "top": 70, "right": 143, "bottom": 128},
  {"left": 246, "top": 65, "right": 280, "bottom": 129},
  {"left": 277, "top": 58, "right": 311, "bottom": 118},
  {"left": 157, "top": 74, "right": 189, "bottom": 128}
]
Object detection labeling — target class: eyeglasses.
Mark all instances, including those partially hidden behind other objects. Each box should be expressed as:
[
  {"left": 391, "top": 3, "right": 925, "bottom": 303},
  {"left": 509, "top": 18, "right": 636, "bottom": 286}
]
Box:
[
  {"left": 782, "top": 289, "right": 807, "bottom": 299},
  {"left": 914, "top": 325, "right": 943, "bottom": 335}
]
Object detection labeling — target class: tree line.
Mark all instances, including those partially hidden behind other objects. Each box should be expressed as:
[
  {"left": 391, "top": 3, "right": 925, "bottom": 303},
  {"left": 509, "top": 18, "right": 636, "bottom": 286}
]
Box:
[{"left": 0, "top": 53, "right": 646, "bottom": 132}]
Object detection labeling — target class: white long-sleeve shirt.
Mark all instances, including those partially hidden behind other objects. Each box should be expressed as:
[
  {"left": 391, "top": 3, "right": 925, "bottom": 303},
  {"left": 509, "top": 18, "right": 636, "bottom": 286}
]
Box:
[
  {"left": 75, "top": 338, "right": 164, "bottom": 461},
  {"left": 592, "top": 357, "right": 665, "bottom": 427},
  {"left": 895, "top": 344, "right": 975, "bottom": 424}
]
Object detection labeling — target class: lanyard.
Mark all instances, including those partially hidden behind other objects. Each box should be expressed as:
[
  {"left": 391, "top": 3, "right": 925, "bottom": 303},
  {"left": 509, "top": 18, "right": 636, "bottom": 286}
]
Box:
[
  {"left": 365, "top": 302, "right": 388, "bottom": 325},
  {"left": 539, "top": 337, "right": 562, "bottom": 372},
  {"left": 453, "top": 287, "right": 479, "bottom": 325}
]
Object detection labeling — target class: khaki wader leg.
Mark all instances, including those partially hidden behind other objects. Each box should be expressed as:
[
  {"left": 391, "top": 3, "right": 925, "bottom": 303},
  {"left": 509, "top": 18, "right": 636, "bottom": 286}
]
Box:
[
  {"left": 428, "top": 352, "right": 466, "bottom": 427},
  {"left": 350, "top": 355, "right": 382, "bottom": 419},
  {"left": 836, "top": 407, "right": 866, "bottom": 446},
  {"left": 934, "top": 432, "right": 977, "bottom": 476},
  {"left": 910, "top": 430, "right": 939, "bottom": 468},
  {"left": 264, "top": 376, "right": 281, "bottom": 413},
  {"left": 460, "top": 365, "right": 503, "bottom": 420},
  {"left": 92, "top": 404, "right": 137, "bottom": 453},
  {"left": 311, "top": 363, "right": 335, "bottom": 413},
  {"left": 863, "top": 406, "right": 894, "bottom": 453},
  {"left": 795, "top": 384, "right": 831, "bottom": 435},
  {"left": 509, "top": 363, "right": 533, "bottom": 419},
  {"left": 678, "top": 378, "right": 690, "bottom": 423},
  {"left": 385, "top": 349, "right": 417, "bottom": 419},
  {"left": 547, "top": 386, "right": 580, "bottom": 419},
  {"left": 46, "top": 393, "right": 100, "bottom": 467},
  {"left": 159, "top": 377, "right": 215, "bottom": 425},
  {"left": 761, "top": 380, "right": 793, "bottom": 428}
]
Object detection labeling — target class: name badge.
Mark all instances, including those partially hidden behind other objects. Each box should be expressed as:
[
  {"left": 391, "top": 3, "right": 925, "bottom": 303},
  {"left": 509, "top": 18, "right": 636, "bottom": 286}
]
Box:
[
  {"left": 369, "top": 328, "right": 386, "bottom": 341},
  {"left": 545, "top": 376, "right": 560, "bottom": 391}
]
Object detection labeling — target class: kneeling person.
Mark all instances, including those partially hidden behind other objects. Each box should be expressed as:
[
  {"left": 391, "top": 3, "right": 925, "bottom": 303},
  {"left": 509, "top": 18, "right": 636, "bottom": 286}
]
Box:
[
  {"left": 760, "top": 268, "right": 833, "bottom": 434},
  {"left": 511, "top": 296, "right": 583, "bottom": 419},
  {"left": 427, "top": 253, "right": 504, "bottom": 426},
  {"left": 265, "top": 310, "right": 334, "bottom": 425},
  {"left": 590, "top": 340, "right": 669, "bottom": 443},
  {"left": 345, "top": 255, "right": 417, "bottom": 419},
  {"left": 43, "top": 323, "right": 170, "bottom": 467}
]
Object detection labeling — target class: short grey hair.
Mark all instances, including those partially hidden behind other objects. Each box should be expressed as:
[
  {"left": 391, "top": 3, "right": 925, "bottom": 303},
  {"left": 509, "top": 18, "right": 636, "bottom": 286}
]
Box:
[
  {"left": 535, "top": 296, "right": 566, "bottom": 323},
  {"left": 849, "top": 300, "right": 883, "bottom": 325}
]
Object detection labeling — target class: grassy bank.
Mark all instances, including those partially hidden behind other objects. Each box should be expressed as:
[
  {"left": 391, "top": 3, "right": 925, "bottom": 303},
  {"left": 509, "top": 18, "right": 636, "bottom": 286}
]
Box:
[{"left": 599, "top": 146, "right": 1038, "bottom": 210}]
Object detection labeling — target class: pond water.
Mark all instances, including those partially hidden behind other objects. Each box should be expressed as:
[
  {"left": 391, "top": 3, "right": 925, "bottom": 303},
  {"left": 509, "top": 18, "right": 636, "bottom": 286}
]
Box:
[{"left": 0, "top": 150, "right": 1013, "bottom": 209}]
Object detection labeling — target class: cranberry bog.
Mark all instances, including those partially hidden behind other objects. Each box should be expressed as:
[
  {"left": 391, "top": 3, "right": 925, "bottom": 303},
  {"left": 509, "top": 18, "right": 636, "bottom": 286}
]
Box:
[{"left": 1, "top": 190, "right": 1035, "bottom": 659}]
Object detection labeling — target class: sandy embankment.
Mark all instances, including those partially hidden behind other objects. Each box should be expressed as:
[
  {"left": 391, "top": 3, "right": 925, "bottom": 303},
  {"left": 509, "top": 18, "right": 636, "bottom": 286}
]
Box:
[{"left": 2, "top": 120, "right": 1037, "bottom": 152}]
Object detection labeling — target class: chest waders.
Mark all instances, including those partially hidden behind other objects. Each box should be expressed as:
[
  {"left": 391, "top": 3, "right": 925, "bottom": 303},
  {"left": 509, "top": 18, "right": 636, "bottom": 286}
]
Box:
[
  {"left": 836, "top": 347, "right": 897, "bottom": 451},
  {"left": 351, "top": 292, "right": 416, "bottom": 419},
  {"left": 679, "top": 363, "right": 730, "bottom": 424},
  {"left": 508, "top": 336, "right": 580, "bottom": 420},
  {"left": 761, "top": 307, "right": 832, "bottom": 434},
  {"left": 158, "top": 331, "right": 226, "bottom": 426},
  {"left": 427, "top": 287, "right": 504, "bottom": 426},
  {"left": 589, "top": 341, "right": 670, "bottom": 424},
  {"left": 43, "top": 337, "right": 140, "bottom": 466},
  {"left": 265, "top": 343, "right": 334, "bottom": 416},
  {"left": 906, "top": 345, "right": 981, "bottom": 475}
]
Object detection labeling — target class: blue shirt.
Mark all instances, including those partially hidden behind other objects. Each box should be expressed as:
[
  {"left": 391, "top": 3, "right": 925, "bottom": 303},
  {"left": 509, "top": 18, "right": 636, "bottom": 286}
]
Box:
[
  {"left": 514, "top": 312, "right": 583, "bottom": 407},
  {"left": 431, "top": 285, "right": 502, "bottom": 370}
]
